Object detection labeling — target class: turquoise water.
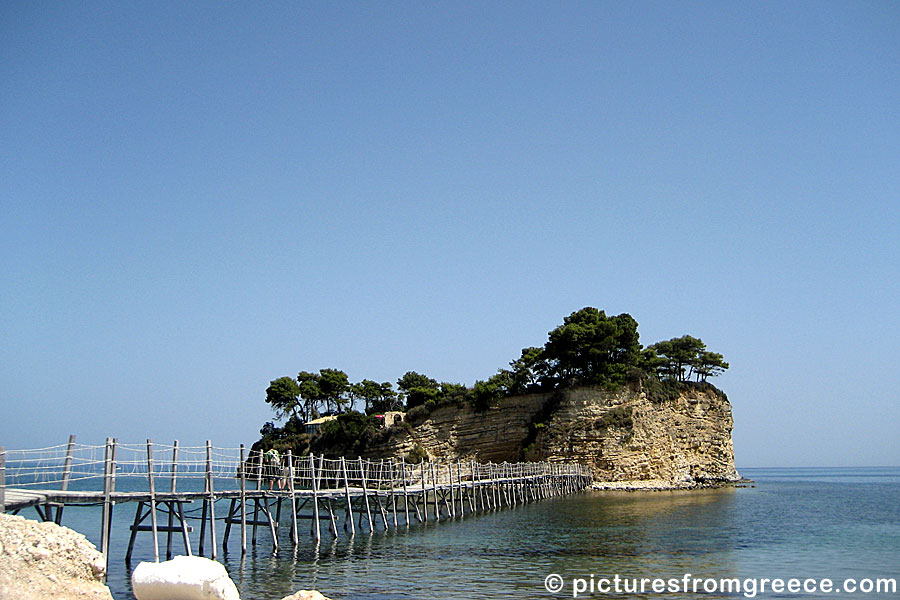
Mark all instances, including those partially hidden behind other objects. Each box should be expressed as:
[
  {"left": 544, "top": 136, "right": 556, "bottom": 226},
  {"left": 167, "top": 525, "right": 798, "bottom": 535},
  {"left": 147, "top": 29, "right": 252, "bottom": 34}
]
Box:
[{"left": 22, "top": 468, "right": 900, "bottom": 599}]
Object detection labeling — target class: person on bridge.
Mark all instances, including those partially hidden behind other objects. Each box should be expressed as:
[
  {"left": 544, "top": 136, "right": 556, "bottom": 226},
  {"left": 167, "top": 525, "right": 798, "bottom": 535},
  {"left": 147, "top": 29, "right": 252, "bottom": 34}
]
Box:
[{"left": 264, "top": 448, "right": 284, "bottom": 491}]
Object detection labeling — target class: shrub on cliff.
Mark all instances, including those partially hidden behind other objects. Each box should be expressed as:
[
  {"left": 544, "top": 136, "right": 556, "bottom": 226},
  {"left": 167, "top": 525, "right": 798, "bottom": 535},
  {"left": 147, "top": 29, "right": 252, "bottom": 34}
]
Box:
[
  {"left": 595, "top": 405, "right": 634, "bottom": 430},
  {"left": 310, "top": 412, "right": 380, "bottom": 457},
  {"left": 642, "top": 377, "right": 726, "bottom": 403},
  {"left": 405, "top": 443, "right": 428, "bottom": 464}
]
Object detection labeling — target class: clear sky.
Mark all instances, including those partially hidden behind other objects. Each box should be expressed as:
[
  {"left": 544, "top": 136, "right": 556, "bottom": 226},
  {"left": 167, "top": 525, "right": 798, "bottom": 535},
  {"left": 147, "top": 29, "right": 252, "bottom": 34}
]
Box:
[{"left": 2, "top": 2, "right": 898, "bottom": 467}]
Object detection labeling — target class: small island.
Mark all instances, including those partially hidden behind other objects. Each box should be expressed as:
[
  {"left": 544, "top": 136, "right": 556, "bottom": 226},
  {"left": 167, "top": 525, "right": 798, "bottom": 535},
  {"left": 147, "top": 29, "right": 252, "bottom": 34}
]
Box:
[{"left": 254, "top": 307, "right": 739, "bottom": 489}]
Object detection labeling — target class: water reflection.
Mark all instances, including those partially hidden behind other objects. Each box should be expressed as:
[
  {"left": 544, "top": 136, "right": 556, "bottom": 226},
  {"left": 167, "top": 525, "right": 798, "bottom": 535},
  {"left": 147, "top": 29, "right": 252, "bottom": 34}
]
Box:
[{"left": 74, "top": 472, "right": 900, "bottom": 599}]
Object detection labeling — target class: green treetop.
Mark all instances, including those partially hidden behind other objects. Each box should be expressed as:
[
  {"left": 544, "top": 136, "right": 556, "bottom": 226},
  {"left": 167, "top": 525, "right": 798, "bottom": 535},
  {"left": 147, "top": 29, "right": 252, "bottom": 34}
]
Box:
[
  {"left": 397, "top": 371, "right": 441, "bottom": 409},
  {"left": 647, "top": 335, "right": 729, "bottom": 382},
  {"left": 318, "top": 368, "right": 351, "bottom": 414},
  {"left": 265, "top": 376, "right": 302, "bottom": 421},
  {"left": 543, "top": 307, "right": 641, "bottom": 387}
]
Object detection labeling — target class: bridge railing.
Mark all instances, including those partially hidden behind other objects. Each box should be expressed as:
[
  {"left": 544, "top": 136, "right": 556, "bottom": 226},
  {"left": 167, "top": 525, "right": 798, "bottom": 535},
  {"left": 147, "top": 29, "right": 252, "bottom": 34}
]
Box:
[{"left": 0, "top": 437, "right": 591, "bottom": 502}]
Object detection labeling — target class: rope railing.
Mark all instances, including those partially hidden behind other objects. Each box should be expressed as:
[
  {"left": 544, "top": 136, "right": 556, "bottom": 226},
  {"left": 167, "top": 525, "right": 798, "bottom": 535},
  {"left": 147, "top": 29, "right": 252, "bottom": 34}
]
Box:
[
  {"left": 0, "top": 437, "right": 595, "bottom": 565},
  {"left": 0, "top": 438, "right": 592, "bottom": 497}
]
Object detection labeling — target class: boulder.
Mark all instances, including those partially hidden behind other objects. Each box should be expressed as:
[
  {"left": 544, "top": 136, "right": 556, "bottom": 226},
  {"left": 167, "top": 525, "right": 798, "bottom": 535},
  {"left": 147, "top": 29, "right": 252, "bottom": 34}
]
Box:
[
  {"left": 131, "top": 555, "right": 240, "bottom": 600},
  {"left": 0, "top": 513, "right": 113, "bottom": 600}
]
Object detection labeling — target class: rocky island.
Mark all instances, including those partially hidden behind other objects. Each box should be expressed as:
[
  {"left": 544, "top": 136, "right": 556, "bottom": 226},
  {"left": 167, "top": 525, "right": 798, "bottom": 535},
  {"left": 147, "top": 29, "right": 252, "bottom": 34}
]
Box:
[
  {"left": 256, "top": 307, "right": 740, "bottom": 489},
  {"left": 361, "top": 382, "right": 740, "bottom": 489}
]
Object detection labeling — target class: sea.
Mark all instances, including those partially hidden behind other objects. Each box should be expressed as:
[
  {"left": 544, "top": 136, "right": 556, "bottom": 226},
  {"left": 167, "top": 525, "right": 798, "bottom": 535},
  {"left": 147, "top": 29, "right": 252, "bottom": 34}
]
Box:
[{"left": 16, "top": 467, "right": 900, "bottom": 599}]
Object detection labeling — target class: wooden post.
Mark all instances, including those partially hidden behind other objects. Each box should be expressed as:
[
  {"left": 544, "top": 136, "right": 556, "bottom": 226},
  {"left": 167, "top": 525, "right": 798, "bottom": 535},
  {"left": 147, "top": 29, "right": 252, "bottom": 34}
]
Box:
[
  {"left": 310, "top": 454, "right": 321, "bottom": 541},
  {"left": 125, "top": 501, "right": 145, "bottom": 562},
  {"left": 472, "top": 461, "right": 478, "bottom": 513},
  {"left": 341, "top": 457, "right": 355, "bottom": 535},
  {"left": 429, "top": 460, "right": 438, "bottom": 521},
  {"left": 239, "top": 444, "right": 247, "bottom": 555},
  {"left": 146, "top": 439, "right": 160, "bottom": 562},
  {"left": 199, "top": 456, "right": 209, "bottom": 555},
  {"left": 252, "top": 449, "right": 261, "bottom": 546},
  {"left": 222, "top": 500, "right": 235, "bottom": 552},
  {"left": 490, "top": 463, "right": 500, "bottom": 509},
  {"left": 375, "top": 459, "right": 389, "bottom": 530},
  {"left": 484, "top": 462, "right": 491, "bottom": 510},
  {"left": 504, "top": 463, "right": 511, "bottom": 507},
  {"left": 388, "top": 459, "right": 398, "bottom": 529},
  {"left": 261, "top": 492, "right": 279, "bottom": 552},
  {"left": 409, "top": 461, "right": 423, "bottom": 524},
  {"left": 448, "top": 462, "right": 456, "bottom": 518},
  {"left": 50, "top": 435, "right": 77, "bottom": 524},
  {"left": 503, "top": 463, "right": 509, "bottom": 507},
  {"left": 100, "top": 439, "right": 112, "bottom": 567},
  {"left": 477, "top": 462, "right": 486, "bottom": 510},
  {"left": 496, "top": 463, "right": 502, "bottom": 508},
  {"left": 359, "top": 458, "right": 374, "bottom": 533},
  {"left": 275, "top": 497, "right": 282, "bottom": 534},
  {"left": 469, "top": 460, "right": 478, "bottom": 514},
  {"left": 287, "top": 451, "right": 299, "bottom": 545},
  {"left": 483, "top": 463, "right": 491, "bottom": 510},
  {"left": 325, "top": 498, "right": 338, "bottom": 538},
  {"left": 520, "top": 464, "right": 524, "bottom": 504},
  {"left": 485, "top": 462, "right": 492, "bottom": 509},
  {"left": 173, "top": 501, "right": 192, "bottom": 557},
  {"left": 110, "top": 438, "right": 118, "bottom": 492},
  {"left": 515, "top": 464, "right": 520, "bottom": 506},
  {"left": 0, "top": 446, "right": 6, "bottom": 513},
  {"left": 456, "top": 461, "right": 464, "bottom": 517},
  {"left": 319, "top": 455, "right": 337, "bottom": 538},
  {"left": 108, "top": 438, "right": 118, "bottom": 551},
  {"left": 419, "top": 461, "right": 427, "bottom": 523},
  {"left": 525, "top": 464, "right": 532, "bottom": 503},
  {"left": 522, "top": 465, "right": 528, "bottom": 504},
  {"left": 166, "top": 441, "right": 177, "bottom": 559},
  {"left": 206, "top": 441, "right": 217, "bottom": 559},
  {"left": 400, "top": 458, "right": 410, "bottom": 526},
  {"left": 492, "top": 463, "right": 499, "bottom": 509},
  {"left": 172, "top": 438, "right": 192, "bottom": 558},
  {"left": 441, "top": 462, "right": 452, "bottom": 517}
]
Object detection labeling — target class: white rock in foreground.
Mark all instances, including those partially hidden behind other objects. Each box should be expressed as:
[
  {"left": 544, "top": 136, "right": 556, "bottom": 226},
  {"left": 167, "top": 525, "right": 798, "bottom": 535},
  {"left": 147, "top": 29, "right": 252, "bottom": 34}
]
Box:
[
  {"left": 132, "top": 555, "right": 240, "bottom": 600},
  {"left": 0, "top": 513, "right": 112, "bottom": 600}
]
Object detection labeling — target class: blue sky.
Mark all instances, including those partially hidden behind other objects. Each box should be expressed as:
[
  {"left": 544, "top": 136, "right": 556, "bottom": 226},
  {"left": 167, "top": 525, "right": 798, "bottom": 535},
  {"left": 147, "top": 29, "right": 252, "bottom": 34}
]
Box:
[{"left": 2, "top": 2, "right": 898, "bottom": 467}]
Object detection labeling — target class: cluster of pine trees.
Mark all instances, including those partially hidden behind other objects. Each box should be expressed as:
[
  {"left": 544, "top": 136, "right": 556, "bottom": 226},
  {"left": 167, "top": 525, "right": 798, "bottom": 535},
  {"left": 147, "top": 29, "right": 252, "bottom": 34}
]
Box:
[{"left": 262, "top": 307, "right": 729, "bottom": 425}]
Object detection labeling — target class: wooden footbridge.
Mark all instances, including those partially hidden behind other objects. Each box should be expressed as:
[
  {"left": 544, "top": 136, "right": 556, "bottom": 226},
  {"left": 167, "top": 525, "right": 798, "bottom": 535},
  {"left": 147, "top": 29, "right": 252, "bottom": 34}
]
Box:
[{"left": 0, "top": 437, "right": 592, "bottom": 567}]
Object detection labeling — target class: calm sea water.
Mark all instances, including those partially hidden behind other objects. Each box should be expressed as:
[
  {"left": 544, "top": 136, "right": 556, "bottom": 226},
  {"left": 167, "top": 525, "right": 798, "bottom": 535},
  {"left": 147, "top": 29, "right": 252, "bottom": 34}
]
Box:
[{"left": 33, "top": 467, "right": 900, "bottom": 599}]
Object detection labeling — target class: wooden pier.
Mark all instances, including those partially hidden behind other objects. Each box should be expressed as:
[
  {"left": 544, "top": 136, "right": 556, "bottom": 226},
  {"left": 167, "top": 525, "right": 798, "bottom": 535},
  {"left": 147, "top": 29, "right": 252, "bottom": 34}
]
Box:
[{"left": 0, "top": 437, "right": 592, "bottom": 568}]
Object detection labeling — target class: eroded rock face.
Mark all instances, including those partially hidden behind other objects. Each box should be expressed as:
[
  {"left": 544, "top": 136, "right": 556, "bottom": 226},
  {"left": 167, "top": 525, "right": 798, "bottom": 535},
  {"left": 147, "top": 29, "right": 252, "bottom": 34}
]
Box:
[
  {"left": 0, "top": 513, "right": 113, "bottom": 600},
  {"left": 364, "top": 383, "right": 740, "bottom": 488},
  {"left": 534, "top": 386, "right": 741, "bottom": 486}
]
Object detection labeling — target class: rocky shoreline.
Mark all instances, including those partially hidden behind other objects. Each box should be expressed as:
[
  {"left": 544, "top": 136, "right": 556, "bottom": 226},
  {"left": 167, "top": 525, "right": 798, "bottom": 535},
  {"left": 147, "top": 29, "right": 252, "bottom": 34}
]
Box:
[
  {"left": 0, "top": 513, "right": 113, "bottom": 600},
  {"left": 591, "top": 477, "right": 754, "bottom": 492}
]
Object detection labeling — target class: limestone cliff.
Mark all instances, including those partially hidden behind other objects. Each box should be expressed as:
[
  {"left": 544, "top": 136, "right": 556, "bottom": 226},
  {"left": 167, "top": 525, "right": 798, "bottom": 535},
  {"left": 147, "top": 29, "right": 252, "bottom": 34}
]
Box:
[{"left": 364, "top": 382, "right": 740, "bottom": 488}]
